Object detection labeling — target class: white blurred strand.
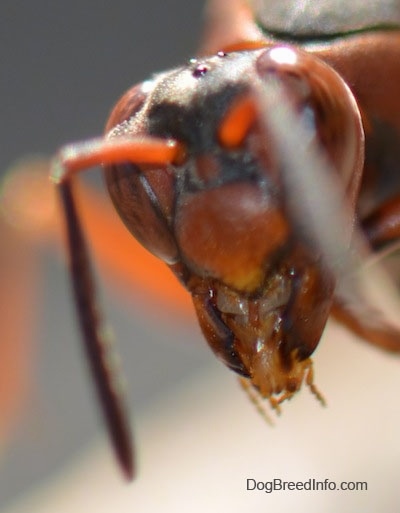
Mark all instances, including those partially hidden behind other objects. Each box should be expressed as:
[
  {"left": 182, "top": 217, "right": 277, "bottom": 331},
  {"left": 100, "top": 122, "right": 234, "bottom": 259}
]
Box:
[{"left": 252, "top": 77, "right": 400, "bottom": 312}]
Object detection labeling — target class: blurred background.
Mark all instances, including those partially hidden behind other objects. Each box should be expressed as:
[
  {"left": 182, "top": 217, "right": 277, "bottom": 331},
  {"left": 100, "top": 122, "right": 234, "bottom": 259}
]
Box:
[
  {"left": 1, "top": 1, "right": 400, "bottom": 512},
  {"left": 0, "top": 0, "right": 205, "bottom": 503}
]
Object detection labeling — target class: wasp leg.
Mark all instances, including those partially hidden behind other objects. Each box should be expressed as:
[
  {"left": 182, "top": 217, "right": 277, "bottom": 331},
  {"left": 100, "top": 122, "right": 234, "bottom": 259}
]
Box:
[
  {"left": 0, "top": 211, "right": 37, "bottom": 443},
  {"left": 331, "top": 297, "right": 400, "bottom": 353},
  {"left": 330, "top": 195, "right": 400, "bottom": 352},
  {"left": 0, "top": 158, "right": 59, "bottom": 444},
  {"left": 362, "top": 195, "right": 400, "bottom": 251}
]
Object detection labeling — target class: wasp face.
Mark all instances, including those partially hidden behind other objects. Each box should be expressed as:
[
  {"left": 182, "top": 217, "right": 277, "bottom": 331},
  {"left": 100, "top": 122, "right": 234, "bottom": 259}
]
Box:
[{"left": 105, "top": 46, "right": 361, "bottom": 404}]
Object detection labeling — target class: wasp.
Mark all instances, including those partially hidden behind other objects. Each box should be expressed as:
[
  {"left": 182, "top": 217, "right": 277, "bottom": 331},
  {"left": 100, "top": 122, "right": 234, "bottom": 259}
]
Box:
[{"left": 4, "top": 0, "right": 400, "bottom": 482}]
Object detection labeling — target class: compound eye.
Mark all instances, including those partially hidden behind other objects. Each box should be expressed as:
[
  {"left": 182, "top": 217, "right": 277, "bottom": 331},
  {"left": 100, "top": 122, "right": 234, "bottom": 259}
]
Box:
[
  {"left": 103, "top": 77, "right": 181, "bottom": 264},
  {"left": 105, "top": 161, "right": 180, "bottom": 265},
  {"left": 257, "top": 47, "right": 312, "bottom": 105},
  {"left": 256, "top": 46, "right": 364, "bottom": 194},
  {"left": 105, "top": 81, "right": 151, "bottom": 133}
]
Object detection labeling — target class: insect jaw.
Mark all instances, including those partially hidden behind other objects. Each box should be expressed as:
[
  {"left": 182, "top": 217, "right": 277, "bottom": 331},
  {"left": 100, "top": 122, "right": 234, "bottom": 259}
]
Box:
[
  {"left": 237, "top": 322, "right": 326, "bottom": 407},
  {"left": 216, "top": 275, "right": 298, "bottom": 390},
  {"left": 241, "top": 344, "right": 319, "bottom": 404},
  {"left": 217, "top": 276, "right": 290, "bottom": 397},
  {"left": 192, "top": 247, "right": 332, "bottom": 407}
]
